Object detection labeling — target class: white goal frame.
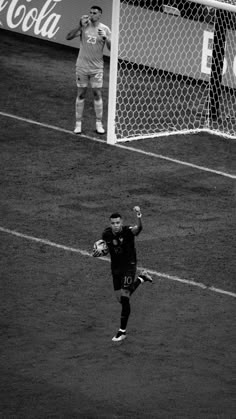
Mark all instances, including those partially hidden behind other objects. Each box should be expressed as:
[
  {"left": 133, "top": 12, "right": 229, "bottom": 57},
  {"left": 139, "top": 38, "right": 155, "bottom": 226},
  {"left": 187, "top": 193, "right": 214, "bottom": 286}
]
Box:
[{"left": 107, "top": 0, "right": 236, "bottom": 144}]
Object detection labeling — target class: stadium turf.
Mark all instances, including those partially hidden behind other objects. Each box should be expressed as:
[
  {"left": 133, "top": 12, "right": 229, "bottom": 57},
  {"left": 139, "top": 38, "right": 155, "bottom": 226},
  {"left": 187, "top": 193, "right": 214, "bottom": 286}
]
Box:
[{"left": 0, "top": 29, "right": 236, "bottom": 418}]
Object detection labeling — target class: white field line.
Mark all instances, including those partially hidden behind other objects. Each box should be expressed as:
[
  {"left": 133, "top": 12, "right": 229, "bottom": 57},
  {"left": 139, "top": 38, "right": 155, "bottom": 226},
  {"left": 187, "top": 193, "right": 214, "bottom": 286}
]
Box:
[
  {"left": 0, "top": 226, "right": 235, "bottom": 299},
  {"left": 116, "top": 143, "right": 236, "bottom": 180},
  {"left": 1, "top": 111, "right": 236, "bottom": 180}
]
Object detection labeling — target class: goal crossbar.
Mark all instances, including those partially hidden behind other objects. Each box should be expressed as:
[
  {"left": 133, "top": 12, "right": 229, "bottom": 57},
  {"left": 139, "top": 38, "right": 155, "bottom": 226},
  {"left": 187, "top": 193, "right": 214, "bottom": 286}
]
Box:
[{"left": 191, "top": 0, "right": 236, "bottom": 13}]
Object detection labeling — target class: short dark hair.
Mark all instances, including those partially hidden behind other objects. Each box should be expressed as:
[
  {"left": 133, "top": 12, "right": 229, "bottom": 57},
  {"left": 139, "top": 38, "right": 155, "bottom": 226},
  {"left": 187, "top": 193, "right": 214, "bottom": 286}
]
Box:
[
  {"left": 110, "top": 212, "right": 122, "bottom": 220},
  {"left": 91, "top": 6, "right": 102, "bottom": 13}
]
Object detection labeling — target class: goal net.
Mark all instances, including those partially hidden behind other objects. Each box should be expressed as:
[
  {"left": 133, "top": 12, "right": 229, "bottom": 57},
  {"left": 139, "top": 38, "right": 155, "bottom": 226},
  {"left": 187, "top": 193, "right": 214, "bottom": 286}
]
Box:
[{"left": 107, "top": 0, "right": 236, "bottom": 143}]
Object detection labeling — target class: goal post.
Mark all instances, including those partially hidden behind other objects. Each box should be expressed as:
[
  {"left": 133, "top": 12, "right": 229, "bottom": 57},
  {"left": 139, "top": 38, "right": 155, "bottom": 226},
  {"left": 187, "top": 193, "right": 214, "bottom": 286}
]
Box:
[
  {"left": 107, "top": 0, "right": 236, "bottom": 144},
  {"left": 107, "top": 0, "right": 120, "bottom": 145}
]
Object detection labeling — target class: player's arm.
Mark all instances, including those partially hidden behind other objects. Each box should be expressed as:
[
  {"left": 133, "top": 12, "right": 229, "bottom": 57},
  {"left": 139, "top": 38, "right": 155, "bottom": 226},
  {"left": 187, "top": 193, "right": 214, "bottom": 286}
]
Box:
[
  {"left": 130, "top": 206, "right": 143, "bottom": 236},
  {"left": 97, "top": 27, "right": 111, "bottom": 50},
  {"left": 66, "top": 26, "right": 81, "bottom": 40},
  {"left": 66, "top": 15, "right": 89, "bottom": 40},
  {"left": 105, "top": 31, "right": 111, "bottom": 50}
]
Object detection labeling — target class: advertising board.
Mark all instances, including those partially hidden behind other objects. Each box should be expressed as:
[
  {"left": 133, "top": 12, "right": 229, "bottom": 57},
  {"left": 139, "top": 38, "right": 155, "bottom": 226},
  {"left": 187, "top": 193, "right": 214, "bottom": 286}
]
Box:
[{"left": 0, "top": 0, "right": 112, "bottom": 53}]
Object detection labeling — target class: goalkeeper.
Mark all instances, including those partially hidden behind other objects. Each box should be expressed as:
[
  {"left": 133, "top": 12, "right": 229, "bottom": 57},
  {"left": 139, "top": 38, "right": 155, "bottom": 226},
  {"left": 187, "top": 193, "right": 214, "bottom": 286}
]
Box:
[
  {"left": 93, "top": 207, "right": 153, "bottom": 342},
  {"left": 66, "top": 6, "right": 111, "bottom": 135}
]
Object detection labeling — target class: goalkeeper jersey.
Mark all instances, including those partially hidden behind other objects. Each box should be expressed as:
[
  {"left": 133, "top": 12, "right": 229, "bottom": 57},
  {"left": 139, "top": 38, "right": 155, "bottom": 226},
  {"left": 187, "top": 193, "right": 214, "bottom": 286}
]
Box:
[
  {"left": 102, "top": 226, "right": 137, "bottom": 269},
  {"left": 76, "top": 22, "right": 111, "bottom": 71}
]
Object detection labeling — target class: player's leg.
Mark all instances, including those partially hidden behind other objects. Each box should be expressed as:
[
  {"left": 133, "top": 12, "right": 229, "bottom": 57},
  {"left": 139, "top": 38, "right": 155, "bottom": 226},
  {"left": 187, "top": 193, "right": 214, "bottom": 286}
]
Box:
[
  {"left": 74, "top": 69, "right": 88, "bottom": 134},
  {"left": 112, "top": 269, "right": 134, "bottom": 342},
  {"left": 91, "top": 71, "right": 105, "bottom": 134},
  {"left": 74, "top": 87, "right": 87, "bottom": 133},
  {"left": 138, "top": 270, "right": 153, "bottom": 284},
  {"left": 112, "top": 268, "right": 153, "bottom": 342},
  {"left": 130, "top": 270, "right": 153, "bottom": 296},
  {"left": 111, "top": 271, "right": 129, "bottom": 342},
  {"left": 120, "top": 289, "right": 131, "bottom": 332},
  {"left": 112, "top": 291, "right": 130, "bottom": 342}
]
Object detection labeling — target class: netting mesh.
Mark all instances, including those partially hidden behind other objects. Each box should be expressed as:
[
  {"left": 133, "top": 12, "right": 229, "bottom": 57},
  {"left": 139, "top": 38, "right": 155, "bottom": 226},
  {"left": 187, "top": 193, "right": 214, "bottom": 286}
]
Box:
[{"left": 112, "top": 0, "right": 236, "bottom": 141}]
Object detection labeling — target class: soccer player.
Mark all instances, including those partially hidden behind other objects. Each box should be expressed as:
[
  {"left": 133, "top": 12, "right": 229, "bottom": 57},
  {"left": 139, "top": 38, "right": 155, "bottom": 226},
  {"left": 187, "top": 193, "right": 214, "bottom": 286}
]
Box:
[
  {"left": 66, "top": 6, "right": 111, "bottom": 135},
  {"left": 93, "top": 206, "right": 153, "bottom": 342}
]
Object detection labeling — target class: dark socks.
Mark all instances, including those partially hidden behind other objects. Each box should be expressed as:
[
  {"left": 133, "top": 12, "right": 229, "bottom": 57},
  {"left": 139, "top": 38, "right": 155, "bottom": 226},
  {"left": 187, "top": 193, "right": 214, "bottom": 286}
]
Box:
[
  {"left": 120, "top": 295, "right": 131, "bottom": 330},
  {"left": 130, "top": 277, "right": 141, "bottom": 296}
]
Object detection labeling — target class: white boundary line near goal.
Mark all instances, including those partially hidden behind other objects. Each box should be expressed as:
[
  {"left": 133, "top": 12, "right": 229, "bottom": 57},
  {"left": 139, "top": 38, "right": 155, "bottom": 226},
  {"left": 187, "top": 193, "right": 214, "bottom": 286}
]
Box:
[
  {"left": 116, "top": 142, "right": 236, "bottom": 179},
  {"left": 0, "top": 226, "right": 235, "bottom": 299},
  {"left": 1, "top": 111, "right": 236, "bottom": 180}
]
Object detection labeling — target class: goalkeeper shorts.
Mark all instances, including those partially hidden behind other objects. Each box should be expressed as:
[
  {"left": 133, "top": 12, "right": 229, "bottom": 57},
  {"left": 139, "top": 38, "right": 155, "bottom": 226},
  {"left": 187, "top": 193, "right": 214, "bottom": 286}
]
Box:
[{"left": 76, "top": 68, "right": 103, "bottom": 88}]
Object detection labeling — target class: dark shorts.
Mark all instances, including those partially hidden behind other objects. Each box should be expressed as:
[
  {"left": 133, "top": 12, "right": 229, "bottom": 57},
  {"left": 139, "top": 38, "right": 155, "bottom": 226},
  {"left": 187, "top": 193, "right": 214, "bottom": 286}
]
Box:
[{"left": 111, "top": 265, "right": 137, "bottom": 292}]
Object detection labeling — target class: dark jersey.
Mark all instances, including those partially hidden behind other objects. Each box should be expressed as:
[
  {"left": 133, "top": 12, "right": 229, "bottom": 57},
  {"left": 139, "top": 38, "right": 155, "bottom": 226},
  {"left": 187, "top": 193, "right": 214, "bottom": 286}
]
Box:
[{"left": 102, "top": 226, "right": 137, "bottom": 269}]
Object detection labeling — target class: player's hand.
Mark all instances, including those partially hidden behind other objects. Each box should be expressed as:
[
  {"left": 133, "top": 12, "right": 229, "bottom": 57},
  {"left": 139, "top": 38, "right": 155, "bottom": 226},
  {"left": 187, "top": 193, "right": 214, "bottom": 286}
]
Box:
[
  {"left": 80, "top": 15, "right": 90, "bottom": 27},
  {"left": 98, "top": 28, "right": 107, "bottom": 40},
  {"left": 92, "top": 249, "right": 101, "bottom": 257},
  {"left": 133, "top": 206, "right": 142, "bottom": 218}
]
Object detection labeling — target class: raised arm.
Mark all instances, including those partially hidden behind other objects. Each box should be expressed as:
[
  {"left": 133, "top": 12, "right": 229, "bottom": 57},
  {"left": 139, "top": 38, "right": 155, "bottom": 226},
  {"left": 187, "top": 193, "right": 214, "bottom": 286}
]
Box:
[
  {"left": 66, "top": 25, "right": 81, "bottom": 41},
  {"left": 66, "top": 15, "right": 89, "bottom": 40},
  {"left": 130, "top": 206, "right": 143, "bottom": 236}
]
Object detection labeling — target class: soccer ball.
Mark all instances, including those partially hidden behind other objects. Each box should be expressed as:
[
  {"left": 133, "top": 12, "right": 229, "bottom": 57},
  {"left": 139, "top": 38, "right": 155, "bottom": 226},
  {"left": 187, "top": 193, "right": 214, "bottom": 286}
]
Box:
[{"left": 93, "top": 239, "right": 109, "bottom": 256}]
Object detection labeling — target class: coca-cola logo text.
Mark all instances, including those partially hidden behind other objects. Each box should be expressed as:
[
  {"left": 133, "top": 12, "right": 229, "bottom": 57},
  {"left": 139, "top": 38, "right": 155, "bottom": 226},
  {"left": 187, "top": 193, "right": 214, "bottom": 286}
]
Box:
[{"left": 0, "top": 0, "right": 62, "bottom": 38}]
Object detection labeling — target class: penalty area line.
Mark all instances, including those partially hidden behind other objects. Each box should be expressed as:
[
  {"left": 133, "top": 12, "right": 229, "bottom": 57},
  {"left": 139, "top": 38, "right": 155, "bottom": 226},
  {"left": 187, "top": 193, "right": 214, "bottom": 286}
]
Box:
[
  {"left": 0, "top": 226, "right": 235, "bottom": 299},
  {"left": 0, "top": 111, "right": 235, "bottom": 179}
]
